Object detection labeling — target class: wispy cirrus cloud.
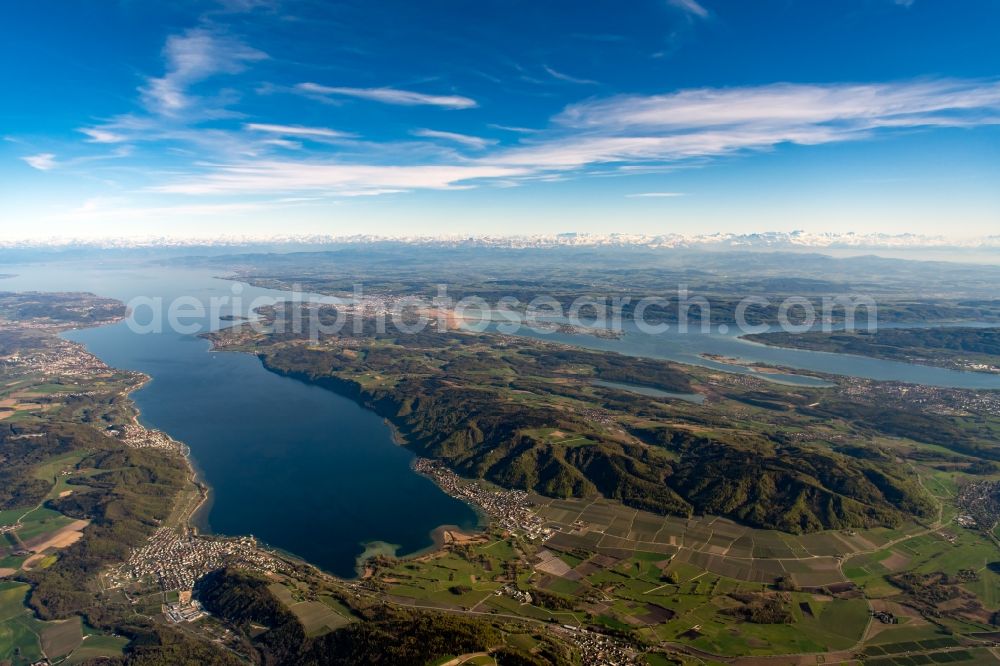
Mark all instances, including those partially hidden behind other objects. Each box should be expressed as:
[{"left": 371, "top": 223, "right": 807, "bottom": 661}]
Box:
[
  {"left": 67, "top": 28, "right": 270, "bottom": 165},
  {"left": 79, "top": 128, "right": 128, "bottom": 144},
  {"left": 295, "top": 82, "right": 477, "bottom": 109},
  {"left": 491, "top": 79, "right": 1000, "bottom": 168},
  {"left": 79, "top": 114, "right": 269, "bottom": 159},
  {"left": 488, "top": 124, "right": 540, "bottom": 134},
  {"left": 22, "top": 153, "right": 58, "bottom": 170},
  {"left": 543, "top": 66, "right": 599, "bottom": 86},
  {"left": 21, "top": 147, "right": 132, "bottom": 171},
  {"left": 555, "top": 80, "right": 1000, "bottom": 131},
  {"left": 626, "top": 192, "right": 686, "bottom": 197},
  {"left": 141, "top": 28, "right": 267, "bottom": 116},
  {"left": 244, "top": 123, "right": 356, "bottom": 139},
  {"left": 411, "top": 128, "right": 496, "bottom": 149},
  {"left": 150, "top": 162, "right": 527, "bottom": 195},
  {"left": 668, "top": 0, "right": 709, "bottom": 19}
]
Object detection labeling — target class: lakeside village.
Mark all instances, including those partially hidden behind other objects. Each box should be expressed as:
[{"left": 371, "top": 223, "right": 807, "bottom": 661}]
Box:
[
  {"left": 0, "top": 338, "right": 116, "bottom": 382},
  {"left": 5, "top": 339, "right": 294, "bottom": 622},
  {"left": 108, "top": 526, "right": 289, "bottom": 621},
  {"left": 413, "top": 457, "right": 553, "bottom": 540},
  {"left": 0, "top": 326, "right": 289, "bottom": 629},
  {"left": 842, "top": 376, "right": 1000, "bottom": 417},
  {"left": 109, "top": 422, "right": 187, "bottom": 453}
]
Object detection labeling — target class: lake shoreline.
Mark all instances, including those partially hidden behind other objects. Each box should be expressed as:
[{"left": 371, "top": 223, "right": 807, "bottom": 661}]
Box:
[
  {"left": 126, "top": 373, "right": 214, "bottom": 534},
  {"left": 200, "top": 334, "right": 488, "bottom": 577},
  {"left": 62, "top": 320, "right": 215, "bottom": 539}
]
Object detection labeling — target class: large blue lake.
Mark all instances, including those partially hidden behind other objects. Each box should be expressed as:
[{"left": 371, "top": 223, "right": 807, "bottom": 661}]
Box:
[
  {"left": 2, "top": 262, "right": 998, "bottom": 576},
  {"left": 0, "top": 264, "right": 479, "bottom": 577}
]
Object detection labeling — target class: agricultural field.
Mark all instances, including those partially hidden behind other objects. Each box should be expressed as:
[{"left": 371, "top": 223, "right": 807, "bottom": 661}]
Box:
[
  {"left": 0, "top": 580, "right": 41, "bottom": 664},
  {"left": 845, "top": 526, "right": 1000, "bottom": 618},
  {"left": 367, "top": 524, "right": 874, "bottom": 658},
  {"left": 559, "top": 548, "right": 870, "bottom": 656},
  {"left": 0, "top": 446, "right": 93, "bottom": 578},
  {"left": 267, "top": 582, "right": 353, "bottom": 636},
  {"left": 359, "top": 481, "right": 1000, "bottom": 663},
  {"left": 533, "top": 494, "right": 921, "bottom": 588},
  {"left": 289, "top": 601, "right": 352, "bottom": 636},
  {"left": 39, "top": 616, "right": 83, "bottom": 660},
  {"left": 0, "top": 582, "right": 122, "bottom": 665},
  {"left": 62, "top": 634, "right": 130, "bottom": 665},
  {"left": 0, "top": 583, "right": 31, "bottom": 624}
]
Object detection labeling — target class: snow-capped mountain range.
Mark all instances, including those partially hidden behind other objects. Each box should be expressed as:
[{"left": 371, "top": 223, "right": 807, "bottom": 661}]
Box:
[{"left": 1, "top": 231, "right": 999, "bottom": 251}]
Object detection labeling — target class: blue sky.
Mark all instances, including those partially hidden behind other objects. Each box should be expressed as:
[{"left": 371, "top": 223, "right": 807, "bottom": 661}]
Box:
[{"left": 2, "top": 0, "right": 999, "bottom": 240}]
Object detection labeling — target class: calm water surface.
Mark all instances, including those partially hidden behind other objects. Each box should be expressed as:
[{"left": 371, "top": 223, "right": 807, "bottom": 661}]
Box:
[
  {"left": 1, "top": 264, "right": 479, "bottom": 577},
  {"left": 592, "top": 380, "right": 706, "bottom": 404},
  {"left": 505, "top": 320, "right": 1000, "bottom": 389}
]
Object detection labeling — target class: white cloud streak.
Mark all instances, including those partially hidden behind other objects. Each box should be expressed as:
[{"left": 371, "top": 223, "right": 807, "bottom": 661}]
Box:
[
  {"left": 489, "top": 124, "right": 540, "bottom": 134},
  {"left": 543, "top": 66, "right": 599, "bottom": 85},
  {"left": 626, "top": 192, "right": 686, "bottom": 197},
  {"left": 668, "top": 0, "right": 709, "bottom": 19},
  {"left": 556, "top": 80, "right": 1000, "bottom": 131},
  {"left": 22, "top": 153, "right": 57, "bottom": 170},
  {"left": 295, "top": 82, "right": 477, "bottom": 109},
  {"left": 79, "top": 128, "right": 128, "bottom": 143},
  {"left": 150, "top": 162, "right": 528, "bottom": 195},
  {"left": 411, "top": 128, "right": 496, "bottom": 149},
  {"left": 244, "top": 123, "right": 355, "bottom": 139},
  {"left": 21, "top": 148, "right": 133, "bottom": 172}
]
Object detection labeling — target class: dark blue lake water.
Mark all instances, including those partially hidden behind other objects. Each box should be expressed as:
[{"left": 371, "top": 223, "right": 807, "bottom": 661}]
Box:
[{"left": 1, "top": 264, "right": 479, "bottom": 577}]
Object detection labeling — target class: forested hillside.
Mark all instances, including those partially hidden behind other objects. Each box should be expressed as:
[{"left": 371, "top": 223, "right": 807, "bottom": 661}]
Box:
[{"left": 210, "top": 309, "right": 941, "bottom": 533}]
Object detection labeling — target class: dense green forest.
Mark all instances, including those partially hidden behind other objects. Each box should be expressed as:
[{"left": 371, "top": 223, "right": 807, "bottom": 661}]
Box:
[
  {"left": 195, "top": 568, "right": 519, "bottom": 665},
  {"left": 92, "top": 625, "right": 244, "bottom": 666},
  {"left": 0, "top": 423, "right": 89, "bottom": 510}
]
